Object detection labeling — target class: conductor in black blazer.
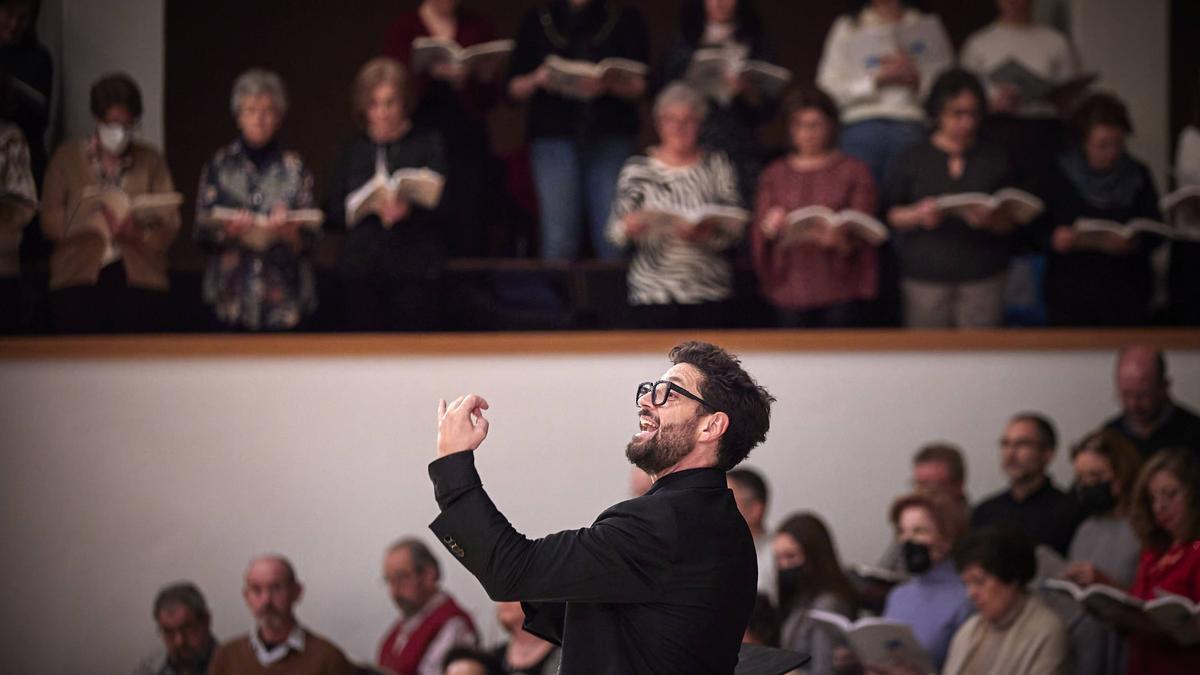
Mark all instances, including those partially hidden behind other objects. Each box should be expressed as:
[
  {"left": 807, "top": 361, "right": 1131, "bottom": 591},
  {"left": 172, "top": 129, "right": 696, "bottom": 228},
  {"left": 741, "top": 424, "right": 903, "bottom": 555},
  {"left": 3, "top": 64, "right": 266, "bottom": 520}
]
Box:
[{"left": 428, "top": 341, "right": 776, "bottom": 674}]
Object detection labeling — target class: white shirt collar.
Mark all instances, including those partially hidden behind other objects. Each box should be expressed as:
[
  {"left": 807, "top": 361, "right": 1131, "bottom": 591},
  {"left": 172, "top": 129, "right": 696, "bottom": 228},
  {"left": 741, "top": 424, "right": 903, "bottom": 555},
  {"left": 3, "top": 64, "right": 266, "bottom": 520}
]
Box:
[{"left": 249, "top": 624, "right": 305, "bottom": 667}]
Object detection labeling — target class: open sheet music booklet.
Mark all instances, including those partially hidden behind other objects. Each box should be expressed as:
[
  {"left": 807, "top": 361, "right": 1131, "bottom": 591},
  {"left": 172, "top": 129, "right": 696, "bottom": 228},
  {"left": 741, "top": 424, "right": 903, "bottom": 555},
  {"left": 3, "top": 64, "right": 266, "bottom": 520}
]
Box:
[
  {"left": 1043, "top": 578, "right": 1200, "bottom": 646},
  {"left": 807, "top": 610, "right": 934, "bottom": 674},
  {"left": 1068, "top": 217, "right": 1174, "bottom": 253},
  {"left": 208, "top": 206, "right": 325, "bottom": 230},
  {"left": 684, "top": 48, "right": 791, "bottom": 103},
  {"left": 636, "top": 204, "right": 749, "bottom": 242},
  {"left": 934, "top": 188, "right": 1044, "bottom": 227},
  {"left": 773, "top": 206, "right": 889, "bottom": 246},
  {"left": 344, "top": 168, "right": 445, "bottom": 226},
  {"left": 543, "top": 55, "right": 648, "bottom": 100},
  {"left": 73, "top": 186, "right": 182, "bottom": 233},
  {"left": 987, "top": 59, "right": 1096, "bottom": 106},
  {"left": 410, "top": 37, "right": 515, "bottom": 75}
]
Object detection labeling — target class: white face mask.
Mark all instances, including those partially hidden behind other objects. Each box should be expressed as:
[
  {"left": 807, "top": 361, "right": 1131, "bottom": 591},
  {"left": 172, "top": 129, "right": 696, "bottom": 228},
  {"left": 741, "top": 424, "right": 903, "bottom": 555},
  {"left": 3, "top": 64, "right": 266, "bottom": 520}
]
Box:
[{"left": 97, "top": 123, "right": 132, "bottom": 155}]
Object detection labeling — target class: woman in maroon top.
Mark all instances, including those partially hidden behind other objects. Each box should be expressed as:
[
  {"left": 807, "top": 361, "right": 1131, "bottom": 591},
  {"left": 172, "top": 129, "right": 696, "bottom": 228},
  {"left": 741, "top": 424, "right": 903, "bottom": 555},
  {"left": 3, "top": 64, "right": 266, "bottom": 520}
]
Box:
[
  {"left": 381, "top": 0, "right": 502, "bottom": 257},
  {"left": 752, "top": 86, "right": 879, "bottom": 327},
  {"left": 1125, "top": 447, "right": 1200, "bottom": 675}
]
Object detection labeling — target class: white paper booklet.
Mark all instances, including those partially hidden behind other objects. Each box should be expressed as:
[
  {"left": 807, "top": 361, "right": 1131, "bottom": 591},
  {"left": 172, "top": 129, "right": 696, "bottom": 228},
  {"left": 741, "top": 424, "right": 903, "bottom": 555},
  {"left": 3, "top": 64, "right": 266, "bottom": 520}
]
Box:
[
  {"left": 543, "top": 55, "right": 648, "bottom": 100},
  {"left": 344, "top": 168, "right": 446, "bottom": 225},
  {"left": 410, "top": 37, "right": 515, "bottom": 74},
  {"left": 775, "top": 206, "right": 889, "bottom": 246},
  {"left": 684, "top": 47, "right": 792, "bottom": 102},
  {"left": 807, "top": 609, "right": 935, "bottom": 674},
  {"left": 934, "top": 188, "right": 1044, "bottom": 226},
  {"left": 74, "top": 186, "right": 182, "bottom": 232},
  {"left": 1043, "top": 578, "right": 1200, "bottom": 646},
  {"left": 637, "top": 204, "right": 749, "bottom": 242},
  {"left": 208, "top": 206, "right": 325, "bottom": 230}
]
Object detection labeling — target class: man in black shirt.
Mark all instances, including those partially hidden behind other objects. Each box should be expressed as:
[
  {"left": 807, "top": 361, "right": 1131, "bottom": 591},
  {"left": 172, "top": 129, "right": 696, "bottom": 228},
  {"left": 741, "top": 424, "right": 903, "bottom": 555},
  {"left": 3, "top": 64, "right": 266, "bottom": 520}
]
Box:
[
  {"left": 1103, "top": 346, "right": 1200, "bottom": 460},
  {"left": 970, "top": 413, "right": 1082, "bottom": 556},
  {"left": 426, "top": 341, "right": 775, "bottom": 674}
]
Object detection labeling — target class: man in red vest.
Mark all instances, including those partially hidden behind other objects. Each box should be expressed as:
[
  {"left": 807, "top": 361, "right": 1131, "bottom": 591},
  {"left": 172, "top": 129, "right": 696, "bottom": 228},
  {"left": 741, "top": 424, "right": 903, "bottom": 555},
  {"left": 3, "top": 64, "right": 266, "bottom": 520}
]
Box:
[{"left": 378, "top": 538, "right": 478, "bottom": 675}]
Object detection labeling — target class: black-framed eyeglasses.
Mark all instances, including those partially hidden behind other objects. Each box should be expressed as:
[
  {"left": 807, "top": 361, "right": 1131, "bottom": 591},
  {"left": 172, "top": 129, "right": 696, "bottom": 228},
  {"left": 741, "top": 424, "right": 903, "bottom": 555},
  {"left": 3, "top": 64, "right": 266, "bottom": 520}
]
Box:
[{"left": 636, "top": 380, "right": 719, "bottom": 412}]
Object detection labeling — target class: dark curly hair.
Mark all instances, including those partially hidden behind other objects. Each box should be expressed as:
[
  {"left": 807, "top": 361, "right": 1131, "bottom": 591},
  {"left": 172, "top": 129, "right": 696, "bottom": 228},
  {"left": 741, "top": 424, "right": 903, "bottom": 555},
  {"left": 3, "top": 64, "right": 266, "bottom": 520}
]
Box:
[
  {"left": 953, "top": 526, "right": 1036, "bottom": 587},
  {"left": 442, "top": 646, "right": 503, "bottom": 675},
  {"left": 89, "top": 72, "right": 143, "bottom": 120},
  {"left": 924, "top": 67, "right": 987, "bottom": 125},
  {"left": 1068, "top": 91, "right": 1133, "bottom": 147},
  {"left": 668, "top": 341, "right": 773, "bottom": 470}
]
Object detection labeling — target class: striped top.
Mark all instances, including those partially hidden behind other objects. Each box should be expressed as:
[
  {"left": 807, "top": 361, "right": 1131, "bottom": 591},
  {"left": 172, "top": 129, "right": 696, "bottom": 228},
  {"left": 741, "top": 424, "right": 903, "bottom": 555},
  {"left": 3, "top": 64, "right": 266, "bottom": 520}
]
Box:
[{"left": 606, "top": 151, "right": 741, "bottom": 305}]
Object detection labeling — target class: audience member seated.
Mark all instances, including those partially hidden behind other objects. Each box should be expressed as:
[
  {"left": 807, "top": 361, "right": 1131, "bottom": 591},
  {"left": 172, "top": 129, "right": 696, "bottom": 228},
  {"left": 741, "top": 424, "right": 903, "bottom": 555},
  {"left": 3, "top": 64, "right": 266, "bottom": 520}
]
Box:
[
  {"left": 728, "top": 467, "right": 776, "bottom": 600},
  {"left": 881, "top": 491, "right": 973, "bottom": 673},
  {"left": 1103, "top": 346, "right": 1200, "bottom": 459},
  {"left": 1168, "top": 94, "right": 1200, "bottom": 324},
  {"left": 325, "top": 58, "right": 448, "bottom": 331},
  {"left": 1039, "top": 92, "right": 1161, "bottom": 326},
  {"left": 507, "top": 0, "right": 648, "bottom": 261},
  {"left": 0, "top": 0, "right": 52, "bottom": 184},
  {"left": 960, "top": 0, "right": 1082, "bottom": 188},
  {"left": 381, "top": 0, "right": 502, "bottom": 258},
  {"left": 606, "top": 83, "right": 742, "bottom": 329},
  {"left": 873, "top": 444, "right": 964, "bottom": 590},
  {"left": 40, "top": 72, "right": 180, "bottom": 333},
  {"left": 195, "top": 69, "right": 319, "bottom": 331},
  {"left": 379, "top": 538, "right": 477, "bottom": 675},
  {"left": 442, "top": 647, "right": 504, "bottom": 675},
  {"left": 938, "top": 528, "right": 1069, "bottom": 675},
  {"left": 0, "top": 120, "right": 35, "bottom": 330},
  {"left": 751, "top": 86, "right": 879, "bottom": 328},
  {"left": 885, "top": 69, "right": 1017, "bottom": 329},
  {"left": 209, "top": 554, "right": 354, "bottom": 675},
  {"left": 817, "top": 0, "right": 953, "bottom": 186},
  {"left": 971, "top": 412, "right": 1083, "bottom": 555},
  {"left": 492, "top": 602, "right": 560, "bottom": 675},
  {"left": 1124, "top": 448, "right": 1200, "bottom": 674},
  {"left": 1048, "top": 429, "right": 1143, "bottom": 675},
  {"left": 661, "top": 0, "right": 778, "bottom": 201},
  {"left": 773, "top": 512, "right": 857, "bottom": 675},
  {"left": 133, "top": 582, "right": 217, "bottom": 675}
]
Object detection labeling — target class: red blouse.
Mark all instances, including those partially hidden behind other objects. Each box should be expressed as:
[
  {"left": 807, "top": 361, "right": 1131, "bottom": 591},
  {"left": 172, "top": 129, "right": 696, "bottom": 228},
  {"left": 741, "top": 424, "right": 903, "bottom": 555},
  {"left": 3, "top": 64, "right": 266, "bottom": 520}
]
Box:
[
  {"left": 1127, "top": 539, "right": 1200, "bottom": 675},
  {"left": 751, "top": 152, "right": 879, "bottom": 310}
]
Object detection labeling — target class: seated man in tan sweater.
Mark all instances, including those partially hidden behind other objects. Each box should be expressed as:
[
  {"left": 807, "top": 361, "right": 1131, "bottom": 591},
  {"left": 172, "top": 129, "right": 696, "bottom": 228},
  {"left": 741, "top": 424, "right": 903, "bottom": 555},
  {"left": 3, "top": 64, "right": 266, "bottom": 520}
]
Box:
[{"left": 209, "top": 554, "right": 355, "bottom": 675}]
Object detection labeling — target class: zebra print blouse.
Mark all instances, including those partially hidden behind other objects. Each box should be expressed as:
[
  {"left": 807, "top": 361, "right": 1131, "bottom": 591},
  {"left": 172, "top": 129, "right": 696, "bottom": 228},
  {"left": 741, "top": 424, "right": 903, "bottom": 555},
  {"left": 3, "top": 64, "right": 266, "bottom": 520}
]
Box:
[{"left": 606, "top": 151, "right": 742, "bottom": 305}]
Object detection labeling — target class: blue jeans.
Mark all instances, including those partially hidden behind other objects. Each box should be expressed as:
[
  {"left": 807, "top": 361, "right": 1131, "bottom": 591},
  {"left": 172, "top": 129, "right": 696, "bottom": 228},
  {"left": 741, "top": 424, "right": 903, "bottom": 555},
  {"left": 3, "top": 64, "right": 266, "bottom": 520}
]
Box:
[
  {"left": 840, "top": 118, "right": 926, "bottom": 189},
  {"left": 530, "top": 135, "right": 633, "bottom": 261}
]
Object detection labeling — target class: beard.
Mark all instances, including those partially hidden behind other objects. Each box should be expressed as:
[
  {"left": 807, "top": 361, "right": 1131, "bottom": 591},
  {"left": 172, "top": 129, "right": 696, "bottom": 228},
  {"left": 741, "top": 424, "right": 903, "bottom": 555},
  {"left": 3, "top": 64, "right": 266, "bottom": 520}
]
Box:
[{"left": 625, "top": 413, "right": 700, "bottom": 475}]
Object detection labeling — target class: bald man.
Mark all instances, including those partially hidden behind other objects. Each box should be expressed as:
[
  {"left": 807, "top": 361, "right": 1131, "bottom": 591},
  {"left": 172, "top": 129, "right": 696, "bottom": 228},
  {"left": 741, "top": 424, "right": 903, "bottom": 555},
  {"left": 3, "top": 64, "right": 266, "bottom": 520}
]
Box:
[
  {"left": 209, "top": 555, "right": 354, "bottom": 675},
  {"left": 1103, "top": 346, "right": 1200, "bottom": 459}
]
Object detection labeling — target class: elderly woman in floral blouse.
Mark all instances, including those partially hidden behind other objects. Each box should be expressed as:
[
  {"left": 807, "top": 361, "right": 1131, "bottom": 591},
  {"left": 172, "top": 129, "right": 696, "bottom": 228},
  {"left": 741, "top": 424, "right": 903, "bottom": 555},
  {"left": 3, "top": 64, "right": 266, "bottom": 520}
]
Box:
[{"left": 195, "top": 68, "right": 319, "bottom": 331}]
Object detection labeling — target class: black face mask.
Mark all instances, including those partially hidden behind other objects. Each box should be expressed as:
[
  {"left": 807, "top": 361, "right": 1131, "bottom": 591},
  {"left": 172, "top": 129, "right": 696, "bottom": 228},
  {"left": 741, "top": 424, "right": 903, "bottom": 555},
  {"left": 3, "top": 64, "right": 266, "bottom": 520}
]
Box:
[
  {"left": 902, "top": 540, "right": 933, "bottom": 575},
  {"left": 1076, "top": 481, "right": 1118, "bottom": 516},
  {"left": 777, "top": 566, "right": 813, "bottom": 613}
]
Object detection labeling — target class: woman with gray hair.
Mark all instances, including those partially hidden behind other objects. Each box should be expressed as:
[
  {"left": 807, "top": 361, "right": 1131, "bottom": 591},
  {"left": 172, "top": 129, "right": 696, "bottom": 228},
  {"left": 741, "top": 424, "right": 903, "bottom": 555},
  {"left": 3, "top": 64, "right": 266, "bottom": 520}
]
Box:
[
  {"left": 606, "top": 81, "right": 743, "bottom": 329},
  {"left": 194, "top": 68, "right": 320, "bottom": 331}
]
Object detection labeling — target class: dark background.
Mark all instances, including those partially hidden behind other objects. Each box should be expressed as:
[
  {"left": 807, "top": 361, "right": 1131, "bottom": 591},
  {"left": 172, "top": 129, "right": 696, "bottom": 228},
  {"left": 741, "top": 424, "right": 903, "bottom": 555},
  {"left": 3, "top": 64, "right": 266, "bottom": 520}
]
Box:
[
  {"left": 163, "top": 0, "right": 1200, "bottom": 262},
  {"left": 163, "top": 0, "right": 999, "bottom": 258}
]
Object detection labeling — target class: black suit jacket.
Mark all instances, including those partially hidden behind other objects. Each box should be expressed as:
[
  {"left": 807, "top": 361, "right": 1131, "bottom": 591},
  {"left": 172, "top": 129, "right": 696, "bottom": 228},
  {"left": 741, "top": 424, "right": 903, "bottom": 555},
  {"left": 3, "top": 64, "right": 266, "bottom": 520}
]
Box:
[{"left": 428, "top": 452, "right": 758, "bottom": 674}]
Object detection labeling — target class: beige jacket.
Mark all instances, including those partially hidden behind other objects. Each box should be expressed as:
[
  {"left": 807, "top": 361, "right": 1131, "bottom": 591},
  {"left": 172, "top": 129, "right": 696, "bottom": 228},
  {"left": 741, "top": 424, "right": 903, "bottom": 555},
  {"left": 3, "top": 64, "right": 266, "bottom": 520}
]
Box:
[
  {"left": 40, "top": 138, "right": 180, "bottom": 290},
  {"left": 942, "top": 594, "right": 1069, "bottom": 675}
]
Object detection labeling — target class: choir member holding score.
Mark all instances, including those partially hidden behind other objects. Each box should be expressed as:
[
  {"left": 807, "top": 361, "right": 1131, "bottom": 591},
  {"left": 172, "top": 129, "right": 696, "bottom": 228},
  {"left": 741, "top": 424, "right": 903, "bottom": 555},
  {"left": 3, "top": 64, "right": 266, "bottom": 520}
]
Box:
[
  {"left": 195, "top": 69, "right": 320, "bottom": 331},
  {"left": 751, "top": 86, "right": 880, "bottom": 328}
]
